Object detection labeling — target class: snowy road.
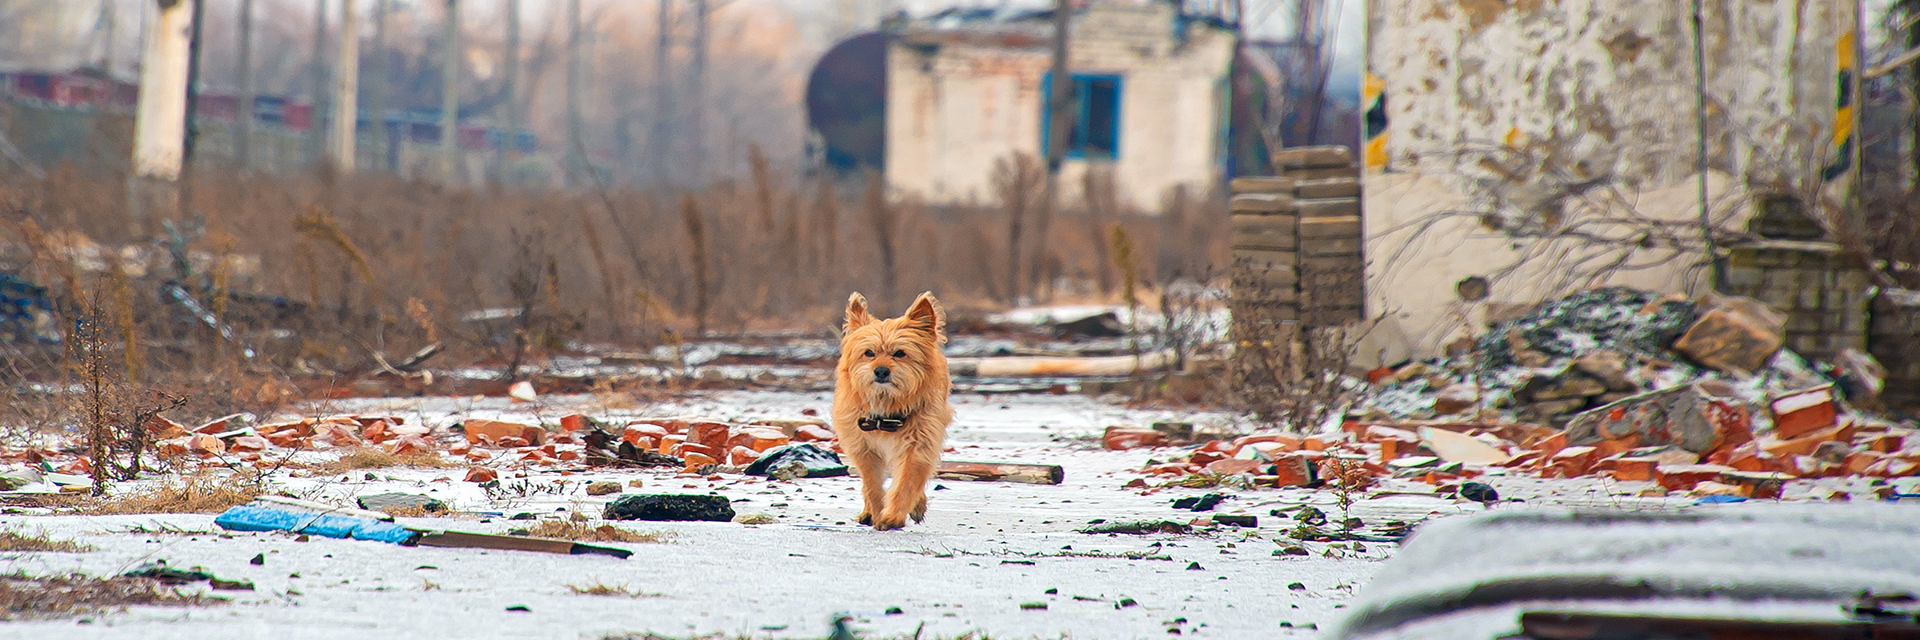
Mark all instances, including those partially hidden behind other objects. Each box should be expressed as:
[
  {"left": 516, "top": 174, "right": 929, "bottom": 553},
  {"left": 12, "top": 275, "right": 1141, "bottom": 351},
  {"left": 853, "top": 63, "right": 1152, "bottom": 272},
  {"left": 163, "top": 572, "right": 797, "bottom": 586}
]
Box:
[{"left": 0, "top": 391, "right": 1720, "bottom": 639}]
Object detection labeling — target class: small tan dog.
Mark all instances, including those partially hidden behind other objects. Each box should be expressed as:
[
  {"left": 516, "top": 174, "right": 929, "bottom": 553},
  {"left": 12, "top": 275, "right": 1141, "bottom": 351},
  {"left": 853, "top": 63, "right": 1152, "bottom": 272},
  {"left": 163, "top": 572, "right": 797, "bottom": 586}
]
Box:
[{"left": 832, "top": 291, "right": 952, "bottom": 531}]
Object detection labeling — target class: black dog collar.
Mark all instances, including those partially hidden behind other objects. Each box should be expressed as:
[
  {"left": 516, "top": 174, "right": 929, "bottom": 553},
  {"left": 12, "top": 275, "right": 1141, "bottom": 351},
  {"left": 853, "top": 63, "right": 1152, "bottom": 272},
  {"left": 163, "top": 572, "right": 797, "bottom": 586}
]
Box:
[{"left": 857, "top": 414, "right": 908, "bottom": 432}]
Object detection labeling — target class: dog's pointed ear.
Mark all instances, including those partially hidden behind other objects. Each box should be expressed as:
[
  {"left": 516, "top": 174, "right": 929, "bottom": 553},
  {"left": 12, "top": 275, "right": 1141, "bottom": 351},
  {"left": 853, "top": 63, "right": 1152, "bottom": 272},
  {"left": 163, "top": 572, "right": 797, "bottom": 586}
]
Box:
[
  {"left": 844, "top": 292, "right": 874, "bottom": 333},
  {"left": 904, "top": 291, "right": 947, "bottom": 345}
]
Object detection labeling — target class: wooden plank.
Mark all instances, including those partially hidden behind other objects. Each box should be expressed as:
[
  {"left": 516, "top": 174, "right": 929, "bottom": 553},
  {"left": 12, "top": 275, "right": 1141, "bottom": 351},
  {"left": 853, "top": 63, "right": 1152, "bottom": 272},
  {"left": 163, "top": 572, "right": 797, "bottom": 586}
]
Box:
[
  {"left": 413, "top": 530, "right": 634, "bottom": 559},
  {"left": 1303, "top": 236, "right": 1364, "bottom": 257},
  {"left": 936, "top": 460, "right": 1065, "bottom": 485},
  {"left": 954, "top": 351, "right": 1177, "bottom": 377}
]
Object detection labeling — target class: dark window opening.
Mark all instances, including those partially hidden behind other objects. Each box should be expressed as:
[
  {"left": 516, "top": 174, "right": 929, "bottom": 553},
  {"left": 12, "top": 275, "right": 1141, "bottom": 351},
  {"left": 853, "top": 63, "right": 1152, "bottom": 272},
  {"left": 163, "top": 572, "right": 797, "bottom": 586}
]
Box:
[{"left": 1043, "top": 73, "right": 1123, "bottom": 160}]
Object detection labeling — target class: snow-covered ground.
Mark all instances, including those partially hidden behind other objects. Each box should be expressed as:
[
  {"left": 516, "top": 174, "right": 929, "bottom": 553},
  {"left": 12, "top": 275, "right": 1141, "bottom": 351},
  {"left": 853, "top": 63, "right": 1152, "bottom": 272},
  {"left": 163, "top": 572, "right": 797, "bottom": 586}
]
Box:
[{"left": 1, "top": 390, "right": 1890, "bottom": 639}]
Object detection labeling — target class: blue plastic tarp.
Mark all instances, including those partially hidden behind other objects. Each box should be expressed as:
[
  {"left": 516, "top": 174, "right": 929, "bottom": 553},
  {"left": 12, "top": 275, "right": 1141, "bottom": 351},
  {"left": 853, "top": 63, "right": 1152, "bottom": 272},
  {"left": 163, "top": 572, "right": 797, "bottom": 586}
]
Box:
[{"left": 215, "top": 505, "right": 420, "bottom": 544}]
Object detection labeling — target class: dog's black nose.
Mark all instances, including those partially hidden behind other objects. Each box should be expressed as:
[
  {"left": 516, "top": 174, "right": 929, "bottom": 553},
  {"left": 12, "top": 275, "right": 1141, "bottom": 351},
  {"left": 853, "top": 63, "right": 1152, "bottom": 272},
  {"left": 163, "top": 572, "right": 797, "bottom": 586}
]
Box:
[{"left": 873, "top": 366, "right": 891, "bottom": 381}]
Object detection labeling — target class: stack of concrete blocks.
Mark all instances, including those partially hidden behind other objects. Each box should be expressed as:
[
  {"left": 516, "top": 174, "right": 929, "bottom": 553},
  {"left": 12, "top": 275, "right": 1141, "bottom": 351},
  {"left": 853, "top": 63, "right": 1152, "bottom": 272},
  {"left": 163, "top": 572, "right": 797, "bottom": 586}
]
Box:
[
  {"left": 1870, "top": 289, "right": 1920, "bottom": 410},
  {"left": 1721, "top": 241, "right": 1870, "bottom": 365},
  {"left": 1273, "top": 146, "right": 1364, "bottom": 327},
  {"left": 1227, "top": 175, "right": 1300, "bottom": 342}
]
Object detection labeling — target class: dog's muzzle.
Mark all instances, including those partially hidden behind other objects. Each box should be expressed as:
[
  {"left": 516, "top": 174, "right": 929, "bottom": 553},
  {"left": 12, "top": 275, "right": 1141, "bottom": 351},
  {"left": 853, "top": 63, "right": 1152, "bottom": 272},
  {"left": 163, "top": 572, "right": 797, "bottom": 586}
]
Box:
[{"left": 857, "top": 416, "right": 906, "bottom": 432}]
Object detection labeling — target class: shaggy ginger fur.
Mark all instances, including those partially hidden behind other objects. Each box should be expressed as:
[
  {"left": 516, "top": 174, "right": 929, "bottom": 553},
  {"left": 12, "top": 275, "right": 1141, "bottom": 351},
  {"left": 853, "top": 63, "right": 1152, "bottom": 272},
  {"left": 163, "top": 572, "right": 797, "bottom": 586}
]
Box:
[{"left": 832, "top": 291, "right": 953, "bottom": 531}]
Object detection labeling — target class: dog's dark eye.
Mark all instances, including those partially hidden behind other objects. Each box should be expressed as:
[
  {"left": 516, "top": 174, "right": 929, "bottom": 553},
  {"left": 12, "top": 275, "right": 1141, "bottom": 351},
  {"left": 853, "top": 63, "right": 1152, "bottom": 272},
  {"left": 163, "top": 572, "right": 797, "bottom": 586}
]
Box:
[
  {"left": 863, "top": 349, "right": 875, "bottom": 357},
  {"left": 892, "top": 349, "right": 906, "bottom": 358}
]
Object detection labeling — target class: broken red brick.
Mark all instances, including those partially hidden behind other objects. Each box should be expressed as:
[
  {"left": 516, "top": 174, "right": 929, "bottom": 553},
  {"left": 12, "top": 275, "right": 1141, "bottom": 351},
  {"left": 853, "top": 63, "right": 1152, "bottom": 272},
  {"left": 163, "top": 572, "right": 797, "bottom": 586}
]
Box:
[
  {"left": 690, "top": 422, "right": 732, "bottom": 450},
  {"left": 1103, "top": 427, "right": 1166, "bottom": 450},
  {"left": 1865, "top": 433, "right": 1904, "bottom": 453},
  {"left": 1671, "top": 303, "right": 1784, "bottom": 373},
  {"left": 1844, "top": 451, "right": 1888, "bottom": 476},
  {"left": 1547, "top": 446, "right": 1598, "bottom": 477},
  {"left": 1364, "top": 425, "right": 1420, "bottom": 444},
  {"left": 187, "top": 434, "right": 225, "bottom": 456},
  {"left": 1865, "top": 458, "right": 1920, "bottom": 477},
  {"left": 463, "top": 419, "right": 546, "bottom": 447},
  {"left": 1721, "top": 442, "right": 1788, "bottom": 473},
  {"left": 728, "top": 428, "right": 790, "bottom": 453},
  {"left": 229, "top": 435, "right": 270, "bottom": 453},
  {"left": 559, "top": 414, "right": 590, "bottom": 432},
  {"left": 657, "top": 434, "right": 687, "bottom": 455},
  {"left": 1612, "top": 457, "right": 1657, "bottom": 482},
  {"left": 146, "top": 416, "right": 190, "bottom": 439},
  {"left": 495, "top": 436, "right": 530, "bottom": 448},
  {"left": 1761, "top": 422, "right": 1857, "bottom": 458},
  {"left": 1303, "top": 435, "right": 1337, "bottom": 451},
  {"left": 1656, "top": 464, "right": 1737, "bottom": 491},
  {"left": 1769, "top": 386, "right": 1838, "bottom": 440},
  {"left": 361, "top": 420, "right": 393, "bottom": 443},
  {"left": 1144, "top": 463, "right": 1191, "bottom": 476},
  {"left": 1206, "top": 459, "right": 1265, "bottom": 476},
  {"left": 1122, "top": 478, "right": 1149, "bottom": 489},
  {"left": 792, "top": 424, "right": 837, "bottom": 442},
  {"left": 1190, "top": 450, "right": 1229, "bottom": 466},
  {"left": 464, "top": 467, "right": 499, "bottom": 483},
  {"left": 728, "top": 446, "right": 762, "bottom": 466},
  {"left": 670, "top": 442, "right": 717, "bottom": 460},
  {"left": 1231, "top": 434, "right": 1302, "bottom": 456},
  {"left": 682, "top": 452, "right": 717, "bottom": 471},
  {"left": 1529, "top": 432, "right": 1569, "bottom": 458}
]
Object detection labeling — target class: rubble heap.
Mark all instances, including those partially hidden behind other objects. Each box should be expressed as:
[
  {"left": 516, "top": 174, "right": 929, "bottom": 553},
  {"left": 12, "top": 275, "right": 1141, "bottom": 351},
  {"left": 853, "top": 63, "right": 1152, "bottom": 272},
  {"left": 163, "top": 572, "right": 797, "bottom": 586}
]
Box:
[{"left": 1110, "top": 287, "right": 1917, "bottom": 499}]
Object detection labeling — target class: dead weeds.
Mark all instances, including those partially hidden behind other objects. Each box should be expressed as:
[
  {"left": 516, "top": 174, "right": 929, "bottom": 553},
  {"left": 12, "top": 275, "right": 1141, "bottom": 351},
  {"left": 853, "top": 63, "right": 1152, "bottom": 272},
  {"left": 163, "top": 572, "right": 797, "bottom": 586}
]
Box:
[
  {"left": 0, "top": 530, "right": 94, "bottom": 553},
  {"left": 520, "top": 520, "right": 674, "bottom": 544},
  {"left": 0, "top": 572, "right": 223, "bottom": 620},
  {"left": 316, "top": 448, "right": 461, "bottom": 474},
  {"left": 566, "top": 581, "right": 662, "bottom": 598},
  {"left": 80, "top": 476, "right": 263, "bottom": 515}
]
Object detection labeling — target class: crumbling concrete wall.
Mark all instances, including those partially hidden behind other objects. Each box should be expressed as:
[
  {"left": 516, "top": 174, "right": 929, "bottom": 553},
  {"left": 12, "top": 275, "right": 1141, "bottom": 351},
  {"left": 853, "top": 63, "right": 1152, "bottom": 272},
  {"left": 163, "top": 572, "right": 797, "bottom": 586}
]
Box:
[
  {"left": 1360, "top": 0, "right": 1855, "bottom": 362},
  {"left": 885, "top": 3, "right": 1235, "bottom": 209}
]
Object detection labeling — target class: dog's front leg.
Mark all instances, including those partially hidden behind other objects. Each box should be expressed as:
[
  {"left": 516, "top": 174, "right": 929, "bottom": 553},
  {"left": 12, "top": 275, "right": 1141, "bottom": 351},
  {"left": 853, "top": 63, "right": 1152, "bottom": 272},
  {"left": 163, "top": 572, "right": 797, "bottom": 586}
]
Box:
[
  {"left": 876, "top": 444, "right": 936, "bottom": 531},
  {"left": 846, "top": 447, "right": 888, "bottom": 526}
]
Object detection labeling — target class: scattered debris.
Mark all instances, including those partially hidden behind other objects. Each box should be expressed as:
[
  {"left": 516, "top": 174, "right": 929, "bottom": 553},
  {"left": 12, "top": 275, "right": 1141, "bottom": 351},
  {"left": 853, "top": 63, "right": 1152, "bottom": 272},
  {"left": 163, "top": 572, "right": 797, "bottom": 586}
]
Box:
[
  {"left": 585, "top": 481, "right": 624, "bottom": 496},
  {"left": 744, "top": 444, "right": 848, "bottom": 479},
  {"left": 935, "top": 460, "right": 1065, "bottom": 485},
  {"left": 1077, "top": 521, "right": 1193, "bottom": 535},
  {"left": 603, "top": 494, "right": 736, "bottom": 522},
  {"left": 356, "top": 492, "right": 447, "bottom": 514}
]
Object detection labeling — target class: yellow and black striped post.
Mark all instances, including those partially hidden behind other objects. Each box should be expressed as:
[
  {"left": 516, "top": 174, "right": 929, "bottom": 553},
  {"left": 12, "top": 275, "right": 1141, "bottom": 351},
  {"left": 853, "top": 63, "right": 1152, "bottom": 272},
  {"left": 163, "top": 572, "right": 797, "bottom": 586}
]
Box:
[
  {"left": 1363, "top": 71, "right": 1388, "bottom": 170},
  {"left": 1821, "top": 29, "right": 1855, "bottom": 182}
]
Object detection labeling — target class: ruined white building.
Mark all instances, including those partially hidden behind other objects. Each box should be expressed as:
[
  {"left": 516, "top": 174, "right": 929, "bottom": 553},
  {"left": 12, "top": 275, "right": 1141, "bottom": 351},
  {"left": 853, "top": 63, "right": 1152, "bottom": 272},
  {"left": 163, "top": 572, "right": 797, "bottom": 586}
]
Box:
[
  {"left": 1359, "top": 0, "right": 1857, "bottom": 362},
  {"left": 882, "top": 1, "right": 1237, "bottom": 209}
]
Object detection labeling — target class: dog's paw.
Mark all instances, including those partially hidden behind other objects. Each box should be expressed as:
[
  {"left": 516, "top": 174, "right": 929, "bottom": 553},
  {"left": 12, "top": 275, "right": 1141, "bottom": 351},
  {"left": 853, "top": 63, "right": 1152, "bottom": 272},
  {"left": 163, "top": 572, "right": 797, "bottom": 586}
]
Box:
[
  {"left": 872, "top": 513, "right": 909, "bottom": 531},
  {"left": 910, "top": 498, "right": 927, "bottom": 523},
  {"left": 857, "top": 511, "right": 873, "bottom": 526}
]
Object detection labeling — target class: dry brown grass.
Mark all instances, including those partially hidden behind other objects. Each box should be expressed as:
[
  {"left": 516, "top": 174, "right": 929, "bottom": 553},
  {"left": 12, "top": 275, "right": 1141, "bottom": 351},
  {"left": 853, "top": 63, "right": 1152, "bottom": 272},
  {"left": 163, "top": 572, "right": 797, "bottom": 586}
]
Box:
[
  {"left": 316, "top": 448, "right": 461, "bottom": 474},
  {"left": 0, "top": 530, "right": 94, "bottom": 553},
  {"left": 566, "top": 581, "right": 662, "bottom": 598},
  {"left": 0, "top": 572, "right": 222, "bottom": 620},
  {"left": 80, "top": 476, "right": 263, "bottom": 515},
  {"left": 521, "top": 520, "right": 673, "bottom": 544}
]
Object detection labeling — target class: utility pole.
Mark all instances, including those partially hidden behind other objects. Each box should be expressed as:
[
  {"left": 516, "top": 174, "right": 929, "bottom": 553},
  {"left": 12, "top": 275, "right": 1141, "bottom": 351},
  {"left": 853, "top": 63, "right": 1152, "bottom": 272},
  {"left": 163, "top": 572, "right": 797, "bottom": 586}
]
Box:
[
  {"left": 565, "top": 0, "right": 584, "bottom": 185},
  {"left": 1692, "top": 0, "right": 1719, "bottom": 292},
  {"left": 236, "top": 0, "right": 254, "bottom": 170},
  {"left": 307, "top": 0, "right": 330, "bottom": 166},
  {"left": 441, "top": 0, "right": 460, "bottom": 184},
  {"left": 330, "top": 0, "right": 359, "bottom": 174},
  {"left": 129, "top": 0, "right": 196, "bottom": 234},
  {"left": 651, "top": 0, "right": 673, "bottom": 185},
  {"left": 369, "top": 0, "right": 389, "bottom": 172},
  {"left": 97, "top": 0, "right": 117, "bottom": 72},
  {"left": 689, "top": 0, "right": 708, "bottom": 184},
  {"left": 1038, "top": 0, "right": 1074, "bottom": 303},
  {"left": 182, "top": 0, "right": 206, "bottom": 166},
  {"left": 497, "top": 0, "right": 520, "bottom": 186}
]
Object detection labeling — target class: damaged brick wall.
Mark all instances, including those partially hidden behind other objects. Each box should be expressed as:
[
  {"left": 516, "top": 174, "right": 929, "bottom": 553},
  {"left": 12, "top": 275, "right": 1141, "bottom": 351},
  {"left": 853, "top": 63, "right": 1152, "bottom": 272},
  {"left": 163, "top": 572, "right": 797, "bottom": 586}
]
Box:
[
  {"left": 1722, "top": 241, "right": 1870, "bottom": 364},
  {"left": 1357, "top": 0, "right": 1855, "bottom": 364}
]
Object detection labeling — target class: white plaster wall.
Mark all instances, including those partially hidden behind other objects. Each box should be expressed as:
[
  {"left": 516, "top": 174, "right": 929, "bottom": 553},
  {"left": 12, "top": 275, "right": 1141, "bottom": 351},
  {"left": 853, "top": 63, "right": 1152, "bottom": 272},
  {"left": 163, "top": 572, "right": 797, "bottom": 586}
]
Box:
[
  {"left": 885, "top": 4, "right": 1236, "bottom": 209},
  {"left": 1358, "top": 0, "right": 1853, "bottom": 363}
]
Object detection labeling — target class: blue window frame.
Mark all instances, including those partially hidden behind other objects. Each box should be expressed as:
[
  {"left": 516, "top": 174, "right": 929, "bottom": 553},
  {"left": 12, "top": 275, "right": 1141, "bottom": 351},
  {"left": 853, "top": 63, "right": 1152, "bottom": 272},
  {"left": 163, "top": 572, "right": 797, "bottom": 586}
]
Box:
[{"left": 1041, "top": 73, "right": 1123, "bottom": 160}]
